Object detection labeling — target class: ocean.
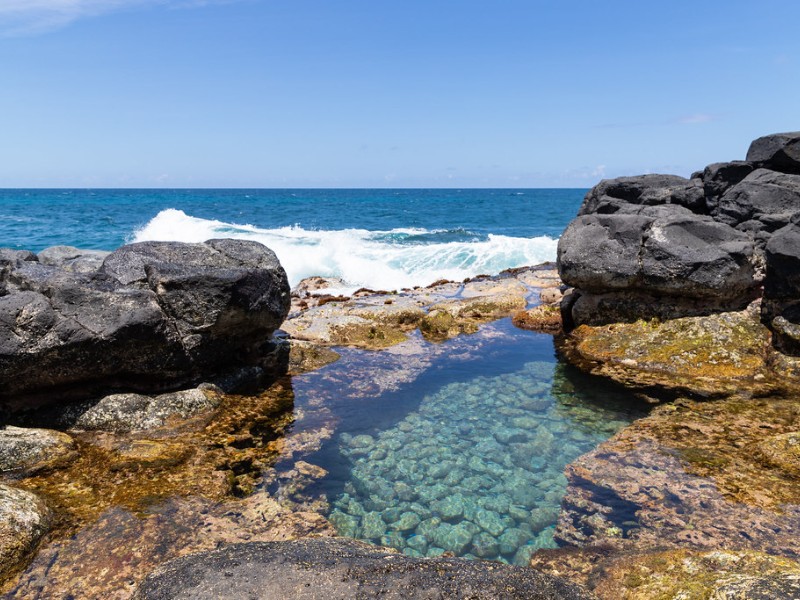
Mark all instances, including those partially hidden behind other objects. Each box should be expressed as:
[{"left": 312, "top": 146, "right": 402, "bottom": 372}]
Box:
[{"left": 0, "top": 188, "right": 584, "bottom": 290}]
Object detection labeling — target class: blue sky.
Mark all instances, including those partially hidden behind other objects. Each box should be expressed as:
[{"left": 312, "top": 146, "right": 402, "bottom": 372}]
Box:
[{"left": 1, "top": 1, "right": 798, "bottom": 188}]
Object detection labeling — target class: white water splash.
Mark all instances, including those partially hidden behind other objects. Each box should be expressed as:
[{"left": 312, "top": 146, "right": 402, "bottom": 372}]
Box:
[{"left": 132, "top": 209, "right": 558, "bottom": 290}]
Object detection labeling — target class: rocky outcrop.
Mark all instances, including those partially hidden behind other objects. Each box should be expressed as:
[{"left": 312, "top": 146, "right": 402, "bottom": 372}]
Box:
[
  {"left": 526, "top": 393, "right": 800, "bottom": 597},
  {"left": 0, "top": 239, "right": 290, "bottom": 407},
  {"left": 558, "top": 131, "right": 800, "bottom": 370},
  {"left": 132, "top": 537, "right": 592, "bottom": 600},
  {"left": 746, "top": 131, "right": 800, "bottom": 173}
]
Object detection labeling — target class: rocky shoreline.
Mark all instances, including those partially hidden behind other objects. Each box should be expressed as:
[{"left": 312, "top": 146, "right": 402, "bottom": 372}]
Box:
[{"left": 2, "top": 132, "right": 800, "bottom": 598}]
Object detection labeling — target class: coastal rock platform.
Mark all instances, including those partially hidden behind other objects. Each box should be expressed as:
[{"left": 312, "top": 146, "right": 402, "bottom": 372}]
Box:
[{"left": 132, "top": 537, "right": 593, "bottom": 600}]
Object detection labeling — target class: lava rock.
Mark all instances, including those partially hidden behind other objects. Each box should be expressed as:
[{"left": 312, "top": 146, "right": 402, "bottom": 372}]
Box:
[
  {"left": 558, "top": 209, "right": 756, "bottom": 300},
  {"left": 37, "top": 246, "right": 109, "bottom": 273},
  {"left": 699, "top": 160, "right": 755, "bottom": 202},
  {"left": 762, "top": 224, "right": 800, "bottom": 354},
  {"left": 0, "top": 426, "right": 76, "bottom": 474},
  {"left": 746, "top": 131, "right": 800, "bottom": 174},
  {"left": 0, "top": 239, "right": 290, "bottom": 406},
  {"left": 68, "top": 388, "right": 220, "bottom": 433},
  {"left": 578, "top": 174, "right": 705, "bottom": 216},
  {"left": 132, "top": 538, "right": 592, "bottom": 600},
  {"left": 714, "top": 169, "right": 800, "bottom": 234}
]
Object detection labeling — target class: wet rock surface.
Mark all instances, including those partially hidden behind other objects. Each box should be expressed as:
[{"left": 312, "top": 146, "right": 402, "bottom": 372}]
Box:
[
  {"left": 0, "top": 484, "right": 51, "bottom": 581},
  {"left": 544, "top": 395, "right": 800, "bottom": 582},
  {"left": 0, "top": 426, "right": 76, "bottom": 474},
  {"left": 0, "top": 239, "right": 290, "bottom": 406},
  {"left": 284, "top": 266, "right": 557, "bottom": 349},
  {"left": 65, "top": 388, "right": 221, "bottom": 433},
  {"left": 559, "top": 302, "right": 779, "bottom": 398},
  {"left": 132, "top": 537, "right": 593, "bottom": 600},
  {"left": 6, "top": 494, "right": 332, "bottom": 599}
]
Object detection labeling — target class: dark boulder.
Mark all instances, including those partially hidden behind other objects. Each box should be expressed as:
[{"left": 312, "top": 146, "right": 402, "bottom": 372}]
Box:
[
  {"left": 762, "top": 224, "right": 800, "bottom": 354},
  {"left": 578, "top": 174, "right": 705, "bottom": 216},
  {"left": 699, "top": 160, "right": 754, "bottom": 201},
  {"left": 558, "top": 208, "right": 757, "bottom": 300},
  {"left": 714, "top": 169, "right": 800, "bottom": 236},
  {"left": 132, "top": 537, "right": 592, "bottom": 600},
  {"left": 558, "top": 213, "right": 653, "bottom": 292},
  {"left": 0, "top": 240, "right": 289, "bottom": 406},
  {"left": 746, "top": 131, "right": 800, "bottom": 174}
]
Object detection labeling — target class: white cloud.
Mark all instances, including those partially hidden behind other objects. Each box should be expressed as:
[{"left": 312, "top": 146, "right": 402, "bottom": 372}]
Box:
[
  {"left": 677, "top": 114, "right": 716, "bottom": 125},
  {"left": 0, "top": 0, "right": 234, "bottom": 35}
]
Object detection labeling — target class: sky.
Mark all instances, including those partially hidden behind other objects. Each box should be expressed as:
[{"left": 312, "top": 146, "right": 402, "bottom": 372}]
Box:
[{"left": 0, "top": 1, "right": 798, "bottom": 188}]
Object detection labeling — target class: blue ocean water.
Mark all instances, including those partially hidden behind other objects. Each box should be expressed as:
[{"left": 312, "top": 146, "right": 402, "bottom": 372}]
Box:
[{"left": 0, "top": 189, "right": 584, "bottom": 289}]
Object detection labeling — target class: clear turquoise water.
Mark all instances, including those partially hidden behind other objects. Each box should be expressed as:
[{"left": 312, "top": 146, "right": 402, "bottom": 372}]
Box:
[{"left": 286, "top": 321, "right": 647, "bottom": 564}]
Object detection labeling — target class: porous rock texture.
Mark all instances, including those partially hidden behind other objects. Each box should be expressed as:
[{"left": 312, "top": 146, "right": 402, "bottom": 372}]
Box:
[
  {"left": 558, "top": 131, "right": 800, "bottom": 368},
  {"left": 132, "top": 537, "right": 593, "bottom": 600},
  {"left": 0, "top": 240, "right": 290, "bottom": 407}
]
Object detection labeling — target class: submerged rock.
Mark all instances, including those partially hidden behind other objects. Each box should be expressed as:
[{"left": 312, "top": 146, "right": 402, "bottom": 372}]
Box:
[
  {"left": 132, "top": 537, "right": 592, "bottom": 600},
  {"left": 588, "top": 549, "right": 800, "bottom": 600},
  {"left": 0, "top": 239, "right": 290, "bottom": 407},
  {"left": 554, "top": 395, "right": 800, "bottom": 556}
]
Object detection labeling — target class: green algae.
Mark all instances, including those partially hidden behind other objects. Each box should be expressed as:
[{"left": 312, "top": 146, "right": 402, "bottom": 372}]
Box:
[{"left": 7, "top": 381, "right": 296, "bottom": 540}]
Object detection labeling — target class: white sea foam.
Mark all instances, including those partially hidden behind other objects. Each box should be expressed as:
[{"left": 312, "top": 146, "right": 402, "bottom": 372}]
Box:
[{"left": 132, "top": 209, "right": 558, "bottom": 290}]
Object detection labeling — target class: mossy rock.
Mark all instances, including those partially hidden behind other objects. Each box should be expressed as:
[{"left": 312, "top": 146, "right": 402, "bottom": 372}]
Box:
[
  {"left": 328, "top": 323, "right": 407, "bottom": 349},
  {"left": 512, "top": 305, "right": 562, "bottom": 333},
  {"left": 288, "top": 341, "right": 341, "bottom": 375},
  {"left": 594, "top": 549, "right": 800, "bottom": 600},
  {"left": 754, "top": 432, "right": 800, "bottom": 477},
  {"left": 564, "top": 306, "right": 776, "bottom": 397},
  {"left": 419, "top": 310, "right": 478, "bottom": 342}
]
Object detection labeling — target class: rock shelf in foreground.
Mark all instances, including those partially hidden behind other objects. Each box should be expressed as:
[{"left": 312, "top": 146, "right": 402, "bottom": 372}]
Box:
[{"left": 132, "top": 537, "right": 592, "bottom": 600}]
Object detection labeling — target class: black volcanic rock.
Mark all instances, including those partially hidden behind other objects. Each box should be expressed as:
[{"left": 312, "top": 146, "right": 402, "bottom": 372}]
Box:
[
  {"left": 0, "top": 239, "right": 290, "bottom": 406},
  {"left": 578, "top": 174, "right": 705, "bottom": 215},
  {"left": 746, "top": 131, "right": 800, "bottom": 173},
  {"left": 558, "top": 208, "right": 756, "bottom": 300},
  {"left": 699, "top": 160, "right": 754, "bottom": 201},
  {"left": 714, "top": 169, "right": 800, "bottom": 237},
  {"left": 132, "top": 538, "right": 593, "bottom": 600},
  {"left": 762, "top": 224, "right": 800, "bottom": 355}
]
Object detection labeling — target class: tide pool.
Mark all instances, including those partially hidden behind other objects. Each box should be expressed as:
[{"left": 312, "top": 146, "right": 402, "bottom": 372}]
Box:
[{"left": 284, "top": 320, "right": 647, "bottom": 564}]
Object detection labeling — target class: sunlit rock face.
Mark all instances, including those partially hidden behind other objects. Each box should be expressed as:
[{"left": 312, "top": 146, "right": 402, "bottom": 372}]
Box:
[{"left": 0, "top": 239, "right": 290, "bottom": 407}]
